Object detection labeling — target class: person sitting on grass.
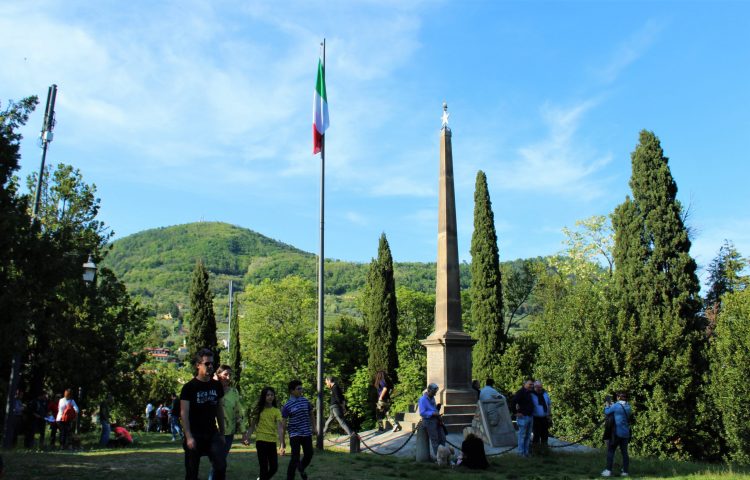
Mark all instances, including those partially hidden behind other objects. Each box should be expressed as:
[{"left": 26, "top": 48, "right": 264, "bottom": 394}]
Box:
[
  {"left": 458, "top": 428, "right": 488, "bottom": 470},
  {"left": 108, "top": 423, "right": 133, "bottom": 447}
]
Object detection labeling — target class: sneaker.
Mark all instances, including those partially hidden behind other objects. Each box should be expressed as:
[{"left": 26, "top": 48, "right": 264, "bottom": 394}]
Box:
[
  {"left": 601, "top": 470, "right": 612, "bottom": 477},
  {"left": 392, "top": 424, "right": 402, "bottom": 433}
]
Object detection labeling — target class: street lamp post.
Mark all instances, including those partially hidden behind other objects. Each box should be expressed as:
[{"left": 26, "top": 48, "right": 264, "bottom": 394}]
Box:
[
  {"left": 79, "top": 255, "right": 96, "bottom": 434},
  {"left": 82, "top": 255, "right": 97, "bottom": 284}
]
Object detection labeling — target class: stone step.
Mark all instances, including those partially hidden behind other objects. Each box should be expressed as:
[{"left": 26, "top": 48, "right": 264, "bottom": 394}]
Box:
[
  {"left": 441, "top": 413, "right": 475, "bottom": 425},
  {"left": 442, "top": 404, "right": 477, "bottom": 415},
  {"left": 403, "top": 412, "right": 421, "bottom": 425}
]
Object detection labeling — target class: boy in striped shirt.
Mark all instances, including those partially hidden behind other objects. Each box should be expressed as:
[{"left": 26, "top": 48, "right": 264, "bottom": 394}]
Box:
[{"left": 281, "top": 380, "right": 315, "bottom": 480}]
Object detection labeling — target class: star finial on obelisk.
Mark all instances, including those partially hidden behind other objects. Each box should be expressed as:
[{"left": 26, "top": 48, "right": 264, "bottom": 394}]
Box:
[{"left": 441, "top": 101, "right": 450, "bottom": 130}]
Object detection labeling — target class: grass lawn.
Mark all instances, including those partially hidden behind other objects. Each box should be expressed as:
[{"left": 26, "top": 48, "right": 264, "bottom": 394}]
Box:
[{"left": 3, "top": 432, "right": 749, "bottom": 479}]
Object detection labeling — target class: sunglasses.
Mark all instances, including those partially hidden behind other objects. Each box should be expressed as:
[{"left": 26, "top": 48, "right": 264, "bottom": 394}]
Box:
[{"left": 201, "top": 362, "right": 214, "bottom": 366}]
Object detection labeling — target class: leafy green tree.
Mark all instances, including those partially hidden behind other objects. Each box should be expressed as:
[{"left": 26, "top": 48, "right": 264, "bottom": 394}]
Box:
[
  {"left": 187, "top": 259, "right": 219, "bottom": 362},
  {"left": 0, "top": 111, "right": 150, "bottom": 436},
  {"left": 708, "top": 286, "right": 750, "bottom": 464},
  {"left": 363, "top": 233, "right": 399, "bottom": 381},
  {"left": 392, "top": 287, "right": 434, "bottom": 414},
  {"left": 492, "top": 334, "right": 537, "bottom": 396},
  {"left": 0, "top": 96, "right": 38, "bottom": 445},
  {"left": 612, "top": 130, "right": 704, "bottom": 459},
  {"left": 238, "top": 276, "right": 316, "bottom": 399},
  {"left": 501, "top": 259, "right": 539, "bottom": 336},
  {"left": 325, "top": 314, "right": 367, "bottom": 389},
  {"left": 470, "top": 170, "right": 505, "bottom": 380},
  {"left": 343, "top": 365, "right": 376, "bottom": 431},
  {"left": 228, "top": 296, "right": 241, "bottom": 389},
  {"left": 529, "top": 257, "right": 616, "bottom": 443},
  {"left": 705, "top": 240, "right": 748, "bottom": 322}
]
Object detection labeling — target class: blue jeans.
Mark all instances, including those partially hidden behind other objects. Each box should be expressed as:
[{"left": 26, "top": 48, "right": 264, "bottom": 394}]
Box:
[
  {"left": 516, "top": 415, "right": 534, "bottom": 456},
  {"left": 170, "top": 416, "right": 183, "bottom": 440},
  {"left": 422, "top": 416, "right": 446, "bottom": 457},
  {"left": 606, "top": 436, "right": 629, "bottom": 473},
  {"left": 100, "top": 422, "right": 111, "bottom": 446}
]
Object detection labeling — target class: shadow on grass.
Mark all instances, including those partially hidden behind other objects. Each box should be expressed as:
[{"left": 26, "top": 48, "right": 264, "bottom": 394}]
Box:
[{"left": 4, "top": 434, "right": 750, "bottom": 479}]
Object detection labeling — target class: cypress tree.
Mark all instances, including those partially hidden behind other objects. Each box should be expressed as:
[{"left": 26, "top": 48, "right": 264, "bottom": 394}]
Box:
[
  {"left": 187, "top": 259, "right": 219, "bottom": 363},
  {"left": 228, "top": 297, "right": 241, "bottom": 389},
  {"left": 612, "top": 130, "right": 703, "bottom": 459},
  {"left": 364, "top": 233, "right": 399, "bottom": 381},
  {"left": 470, "top": 170, "right": 505, "bottom": 380}
]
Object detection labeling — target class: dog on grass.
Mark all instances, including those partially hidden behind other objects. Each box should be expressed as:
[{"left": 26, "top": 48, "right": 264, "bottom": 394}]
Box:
[{"left": 436, "top": 444, "right": 455, "bottom": 467}]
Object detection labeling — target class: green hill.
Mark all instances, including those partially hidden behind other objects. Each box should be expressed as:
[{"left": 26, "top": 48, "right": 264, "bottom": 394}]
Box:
[{"left": 103, "top": 221, "right": 468, "bottom": 317}]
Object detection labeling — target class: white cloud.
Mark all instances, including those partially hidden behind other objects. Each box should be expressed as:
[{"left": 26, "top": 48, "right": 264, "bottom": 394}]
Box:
[
  {"left": 594, "top": 19, "right": 664, "bottom": 84},
  {"left": 485, "top": 99, "right": 613, "bottom": 199},
  {"left": 0, "top": 0, "right": 433, "bottom": 200},
  {"left": 344, "top": 211, "right": 368, "bottom": 227}
]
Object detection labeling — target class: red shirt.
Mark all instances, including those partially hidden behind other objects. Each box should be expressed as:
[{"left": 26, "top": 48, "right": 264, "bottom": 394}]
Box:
[{"left": 114, "top": 427, "right": 132, "bottom": 443}]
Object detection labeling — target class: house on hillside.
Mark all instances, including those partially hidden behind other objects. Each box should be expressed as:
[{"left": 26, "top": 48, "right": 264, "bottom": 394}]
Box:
[{"left": 145, "top": 347, "right": 176, "bottom": 363}]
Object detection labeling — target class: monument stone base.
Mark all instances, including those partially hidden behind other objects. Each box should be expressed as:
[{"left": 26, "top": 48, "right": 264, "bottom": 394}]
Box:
[{"left": 421, "top": 332, "right": 477, "bottom": 433}]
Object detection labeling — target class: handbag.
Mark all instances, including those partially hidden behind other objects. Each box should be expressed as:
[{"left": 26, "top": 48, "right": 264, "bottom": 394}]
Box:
[{"left": 603, "top": 412, "right": 615, "bottom": 442}]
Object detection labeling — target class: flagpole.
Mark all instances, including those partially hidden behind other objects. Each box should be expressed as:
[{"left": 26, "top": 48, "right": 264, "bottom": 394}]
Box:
[{"left": 316, "top": 37, "right": 326, "bottom": 450}]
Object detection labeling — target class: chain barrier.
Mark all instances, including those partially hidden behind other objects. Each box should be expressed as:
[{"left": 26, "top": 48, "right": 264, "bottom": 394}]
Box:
[
  {"left": 324, "top": 434, "right": 355, "bottom": 446},
  {"left": 548, "top": 418, "right": 604, "bottom": 449},
  {"left": 332, "top": 417, "right": 603, "bottom": 457},
  {"left": 355, "top": 421, "right": 421, "bottom": 456},
  {"left": 447, "top": 417, "right": 605, "bottom": 457}
]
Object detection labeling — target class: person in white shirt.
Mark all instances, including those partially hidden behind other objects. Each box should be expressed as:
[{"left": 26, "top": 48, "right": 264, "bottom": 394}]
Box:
[
  {"left": 479, "top": 378, "right": 504, "bottom": 402},
  {"left": 56, "top": 389, "right": 79, "bottom": 449}
]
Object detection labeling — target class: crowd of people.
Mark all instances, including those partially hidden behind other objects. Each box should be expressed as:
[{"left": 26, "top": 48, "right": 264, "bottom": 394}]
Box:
[{"left": 4, "top": 351, "right": 632, "bottom": 478}]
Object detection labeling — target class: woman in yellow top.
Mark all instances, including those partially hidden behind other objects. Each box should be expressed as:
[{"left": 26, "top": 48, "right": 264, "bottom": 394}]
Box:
[
  {"left": 210, "top": 365, "right": 244, "bottom": 480},
  {"left": 243, "top": 386, "right": 284, "bottom": 480}
]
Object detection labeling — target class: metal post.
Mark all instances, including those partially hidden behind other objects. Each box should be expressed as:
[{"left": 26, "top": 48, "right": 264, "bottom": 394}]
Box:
[
  {"left": 227, "top": 280, "right": 233, "bottom": 351},
  {"left": 33, "top": 84, "right": 57, "bottom": 219},
  {"left": 315, "top": 38, "right": 326, "bottom": 451}
]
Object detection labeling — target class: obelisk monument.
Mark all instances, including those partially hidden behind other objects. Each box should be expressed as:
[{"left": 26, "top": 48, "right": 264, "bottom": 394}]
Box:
[{"left": 421, "top": 102, "right": 477, "bottom": 432}]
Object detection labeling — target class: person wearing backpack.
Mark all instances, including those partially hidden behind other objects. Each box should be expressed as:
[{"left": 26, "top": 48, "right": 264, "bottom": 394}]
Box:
[
  {"left": 601, "top": 391, "right": 632, "bottom": 477},
  {"left": 56, "top": 389, "right": 79, "bottom": 450}
]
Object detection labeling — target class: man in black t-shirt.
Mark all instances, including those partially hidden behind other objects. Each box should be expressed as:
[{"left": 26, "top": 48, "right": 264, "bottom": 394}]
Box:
[
  {"left": 180, "top": 348, "right": 226, "bottom": 480},
  {"left": 323, "top": 375, "right": 353, "bottom": 436}
]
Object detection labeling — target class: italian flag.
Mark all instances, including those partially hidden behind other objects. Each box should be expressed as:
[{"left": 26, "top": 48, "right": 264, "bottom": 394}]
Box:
[{"left": 313, "top": 58, "right": 329, "bottom": 154}]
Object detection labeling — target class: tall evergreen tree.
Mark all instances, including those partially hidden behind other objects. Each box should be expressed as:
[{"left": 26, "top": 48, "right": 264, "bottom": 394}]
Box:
[
  {"left": 705, "top": 240, "right": 748, "bottom": 312},
  {"left": 187, "top": 259, "right": 219, "bottom": 363},
  {"left": 228, "top": 296, "right": 241, "bottom": 389},
  {"left": 612, "top": 130, "right": 703, "bottom": 459},
  {"left": 364, "top": 233, "right": 399, "bottom": 381},
  {"left": 470, "top": 170, "right": 505, "bottom": 380}
]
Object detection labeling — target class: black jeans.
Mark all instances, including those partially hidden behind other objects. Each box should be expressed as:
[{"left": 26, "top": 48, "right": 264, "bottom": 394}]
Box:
[
  {"left": 606, "top": 435, "right": 630, "bottom": 473},
  {"left": 286, "top": 435, "right": 313, "bottom": 480},
  {"left": 58, "top": 421, "right": 72, "bottom": 449},
  {"left": 256, "top": 440, "right": 278, "bottom": 479},
  {"left": 532, "top": 416, "right": 549, "bottom": 446},
  {"left": 183, "top": 433, "right": 226, "bottom": 480}
]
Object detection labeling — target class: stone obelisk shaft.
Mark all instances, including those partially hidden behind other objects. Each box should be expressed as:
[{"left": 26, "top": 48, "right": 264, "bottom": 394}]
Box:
[
  {"left": 422, "top": 107, "right": 476, "bottom": 426},
  {"left": 434, "top": 126, "right": 463, "bottom": 334}
]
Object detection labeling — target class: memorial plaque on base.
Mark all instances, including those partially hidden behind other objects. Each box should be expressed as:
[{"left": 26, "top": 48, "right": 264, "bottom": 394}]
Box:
[{"left": 471, "top": 396, "right": 516, "bottom": 447}]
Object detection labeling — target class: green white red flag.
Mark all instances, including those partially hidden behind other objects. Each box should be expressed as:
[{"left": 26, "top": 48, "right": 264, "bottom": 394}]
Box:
[{"left": 313, "top": 58, "right": 329, "bottom": 154}]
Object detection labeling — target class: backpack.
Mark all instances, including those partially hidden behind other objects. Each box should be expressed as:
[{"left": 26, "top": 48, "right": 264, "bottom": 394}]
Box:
[{"left": 61, "top": 403, "right": 77, "bottom": 423}]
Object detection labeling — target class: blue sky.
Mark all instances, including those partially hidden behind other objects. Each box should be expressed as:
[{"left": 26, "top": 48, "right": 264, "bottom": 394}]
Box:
[{"left": 2, "top": 1, "right": 748, "bottom": 286}]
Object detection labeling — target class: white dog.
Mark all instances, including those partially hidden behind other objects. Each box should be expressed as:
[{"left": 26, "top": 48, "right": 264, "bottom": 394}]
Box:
[{"left": 435, "top": 444, "right": 455, "bottom": 467}]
